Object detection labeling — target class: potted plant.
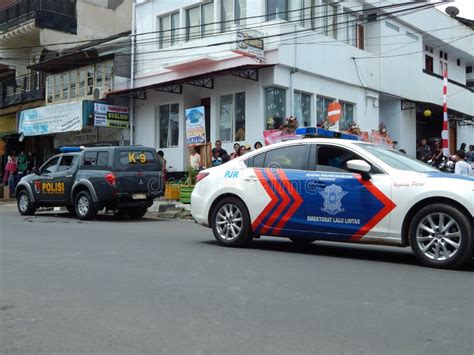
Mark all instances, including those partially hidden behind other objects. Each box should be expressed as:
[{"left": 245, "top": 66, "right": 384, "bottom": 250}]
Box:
[{"left": 179, "top": 167, "right": 198, "bottom": 204}]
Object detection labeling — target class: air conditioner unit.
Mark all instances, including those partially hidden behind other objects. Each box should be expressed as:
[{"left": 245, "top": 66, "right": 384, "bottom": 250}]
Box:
[{"left": 93, "top": 88, "right": 104, "bottom": 100}]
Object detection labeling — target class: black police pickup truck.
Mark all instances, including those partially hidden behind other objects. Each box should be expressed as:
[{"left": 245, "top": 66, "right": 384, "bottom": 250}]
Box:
[{"left": 15, "top": 146, "right": 163, "bottom": 220}]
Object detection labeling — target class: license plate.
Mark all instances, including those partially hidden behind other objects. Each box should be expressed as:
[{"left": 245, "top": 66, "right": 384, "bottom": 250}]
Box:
[{"left": 132, "top": 193, "right": 147, "bottom": 200}]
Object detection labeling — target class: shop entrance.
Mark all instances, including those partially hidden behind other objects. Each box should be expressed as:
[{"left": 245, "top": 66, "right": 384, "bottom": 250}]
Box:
[
  {"left": 201, "top": 98, "right": 211, "bottom": 142},
  {"left": 416, "top": 105, "right": 443, "bottom": 144}
]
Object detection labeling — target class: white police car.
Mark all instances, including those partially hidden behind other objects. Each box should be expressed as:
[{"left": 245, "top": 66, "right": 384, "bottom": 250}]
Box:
[{"left": 191, "top": 132, "right": 474, "bottom": 269}]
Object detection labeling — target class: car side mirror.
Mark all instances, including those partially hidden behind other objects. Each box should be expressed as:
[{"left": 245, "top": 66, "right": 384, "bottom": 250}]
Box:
[{"left": 346, "top": 159, "right": 372, "bottom": 180}]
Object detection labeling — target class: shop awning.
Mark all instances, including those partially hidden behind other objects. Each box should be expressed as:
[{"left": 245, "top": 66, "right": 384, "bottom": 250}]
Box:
[
  {"left": 0, "top": 114, "right": 17, "bottom": 137},
  {"left": 107, "top": 63, "right": 274, "bottom": 98}
]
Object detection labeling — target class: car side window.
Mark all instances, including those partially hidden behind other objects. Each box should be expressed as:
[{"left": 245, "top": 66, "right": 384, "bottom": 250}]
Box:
[
  {"left": 83, "top": 151, "right": 97, "bottom": 166},
  {"left": 97, "top": 151, "right": 109, "bottom": 166},
  {"left": 57, "top": 156, "right": 78, "bottom": 172},
  {"left": 315, "top": 145, "right": 365, "bottom": 173},
  {"left": 41, "top": 157, "right": 60, "bottom": 175},
  {"left": 264, "top": 145, "right": 307, "bottom": 170},
  {"left": 246, "top": 152, "right": 266, "bottom": 168}
]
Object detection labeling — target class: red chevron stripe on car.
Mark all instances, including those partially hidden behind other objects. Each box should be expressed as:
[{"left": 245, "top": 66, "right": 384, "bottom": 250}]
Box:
[
  {"left": 251, "top": 168, "right": 279, "bottom": 232},
  {"left": 272, "top": 169, "right": 303, "bottom": 235},
  {"left": 350, "top": 175, "right": 396, "bottom": 241}
]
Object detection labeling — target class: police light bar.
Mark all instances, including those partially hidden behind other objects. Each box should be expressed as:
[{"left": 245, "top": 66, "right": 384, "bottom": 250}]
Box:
[
  {"left": 58, "top": 146, "right": 83, "bottom": 153},
  {"left": 295, "top": 127, "right": 360, "bottom": 141}
]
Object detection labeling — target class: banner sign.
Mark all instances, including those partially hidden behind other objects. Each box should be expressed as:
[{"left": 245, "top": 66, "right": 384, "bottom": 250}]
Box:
[
  {"left": 19, "top": 102, "right": 82, "bottom": 136},
  {"left": 371, "top": 130, "right": 393, "bottom": 148},
  {"left": 94, "top": 103, "right": 129, "bottom": 129},
  {"left": 263, "top": 129, "right": 302, "bottom": 145},
  {"left": 0, "top": 114, "right": 17, "bottom": 137},
  {"left": 234, "top": 30, "right": 265, "bottom": 62},
  {"left": 185, "top": 106, "right": 206, "bottom": 145}
]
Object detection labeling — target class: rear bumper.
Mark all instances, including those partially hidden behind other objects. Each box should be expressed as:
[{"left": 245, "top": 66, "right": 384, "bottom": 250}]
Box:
[{"left": 191, "top": 186, "right": 210, "bottom": 227}]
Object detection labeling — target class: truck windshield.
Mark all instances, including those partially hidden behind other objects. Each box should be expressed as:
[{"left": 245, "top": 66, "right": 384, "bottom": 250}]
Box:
[{"left": 356, "top": 143, "right": 438, "bottom": 172}]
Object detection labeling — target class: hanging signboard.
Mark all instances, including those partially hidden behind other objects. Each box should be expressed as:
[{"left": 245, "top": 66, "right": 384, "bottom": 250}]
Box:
[
  {"left": 94, "top": 103, "right": 129, "bottom": 129},
  {"left": 19, "top": 101, "right": 82, "bottom": 136},
  {"left": 233, "top": 30, "right": 265, "bottom": 62},
  {"left": 185, "top": 106, "right": 206, "bottom": 145}
]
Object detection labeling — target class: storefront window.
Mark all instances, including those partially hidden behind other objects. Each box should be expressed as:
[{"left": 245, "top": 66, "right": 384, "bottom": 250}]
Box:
[
  {"left": 53, "top": 74, "right": 61, "bottom": 101},
  {"left": 219, "top": 94, "right": 233, "bottom": 142},
  {"left": 87, "top": 65, "right": 94, "bottom": 95},
  {"left": 159, "top": 103, "right": 180, "bottom": 148},
  {"left": 265, "top": 87, "right": 286, "bottom": 129},
  {"left": 341, "top": 101, "right": 354, "bottom": 130},
  {"left": 79, "top": 69, "right": 86, "bottom": 97},
  {"left": 294, "top": 91, "right": 311, "bottom": 127},
  {"left": 47, "top": 76, "right": 54, "bottom": 103},
  {"left": 62, "top": 73, "right": 69, "bottom": 99},
  {"left": 96, "top": 64, "right": 103, "bottom": 89},
  {"left": 69, "top": 70, "right": 77, "bottom": 99},
  {"left": 316, "top": 96, "right": 333, "bottom": 125},
  {"left": 235, "top": 92, "right": 245, "bottom": 141}
]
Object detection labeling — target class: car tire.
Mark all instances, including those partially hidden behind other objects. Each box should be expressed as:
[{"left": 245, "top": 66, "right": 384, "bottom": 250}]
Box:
[
  {"left": 127, "top": 207, "right": 147, "bottom": 219},
  {"left": 75, "top": 190, "right": 98, "bottom": 220},
  {"left": 289, "top": 237, "right": 317, "bottom": 245},
  {"left": 409, "top": 204, "right": 473, "bottom": 269},
  {"left": 17, "top": 190, "right": 36, "bottom": 216},
  {"left": 211, "top": 197, "right": 253, "bottom": 247},
  {"left": 66, "top": 206, "right": 76, "bottom": 216}
]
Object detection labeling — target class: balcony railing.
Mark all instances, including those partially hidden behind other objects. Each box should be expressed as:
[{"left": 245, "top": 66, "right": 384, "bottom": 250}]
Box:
[
  {"left": 0, "top": 0, "right": 76, "bottom": 33},
  {"left": 0, "top": 71, "right": 45, "bottom": 108}
]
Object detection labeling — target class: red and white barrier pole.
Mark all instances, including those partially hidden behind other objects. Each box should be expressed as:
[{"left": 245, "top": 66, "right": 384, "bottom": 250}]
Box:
[{"left": 442, "top": 70, "right": 450, "bottom": 157}]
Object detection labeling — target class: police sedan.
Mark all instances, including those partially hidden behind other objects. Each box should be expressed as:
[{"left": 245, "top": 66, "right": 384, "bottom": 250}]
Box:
[{"left": 191, "top": 136, "right": 474, "bottom": 269}]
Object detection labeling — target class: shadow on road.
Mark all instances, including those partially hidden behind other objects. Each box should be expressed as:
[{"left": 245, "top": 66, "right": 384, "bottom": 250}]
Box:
[
  {"left": 24, "top": 212, "right": 158, "bottom": 223},
  {"left": 201, "top": 239, "right": 474, "bottom": 271}
]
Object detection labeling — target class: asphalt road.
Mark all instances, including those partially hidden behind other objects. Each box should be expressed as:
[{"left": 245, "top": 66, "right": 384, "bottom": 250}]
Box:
[{"left": 1, "top": 206, "right": 473, "bottom": 355}]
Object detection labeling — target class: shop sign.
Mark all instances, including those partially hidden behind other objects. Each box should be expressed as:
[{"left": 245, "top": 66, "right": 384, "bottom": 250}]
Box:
[
  {"left": 0, "top": 114, "right": 17, "bottom": 137},
  {"left": 185, "top": 106, "right": 206, "bottom": 145},
  {"left": 19, "top": 102, "right": 82, "bottom": 136},
  {"left": 234, "top": 30, "right": 265, "bottom": 62},
  {"left": 94, "top": 103, "right": 129, "bottom": 129},
  {"left": 54, "top": 127, "right": 98, "bottom": 148}
]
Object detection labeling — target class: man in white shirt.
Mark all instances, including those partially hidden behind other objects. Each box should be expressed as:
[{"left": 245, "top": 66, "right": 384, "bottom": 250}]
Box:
[
  {"left": 453, "top": 150, "right": 473, "bottom": 176},
  {"left": 189, "top": 147, "right": 202, "bottom": 170}
]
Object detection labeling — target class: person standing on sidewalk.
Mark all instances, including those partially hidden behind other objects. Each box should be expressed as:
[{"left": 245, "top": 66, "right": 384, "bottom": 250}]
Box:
[
  {"left": 17, "top": 151, "right": 27, "bottom": 180},
  {"left": 453, "top": 150, "right": 473, "bottom": 176}
]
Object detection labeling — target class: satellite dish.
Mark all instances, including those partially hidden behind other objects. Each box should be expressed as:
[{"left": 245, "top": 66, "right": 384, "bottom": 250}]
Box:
[{"left": 445, "top": 6, "right": 460, "bottom": 17}]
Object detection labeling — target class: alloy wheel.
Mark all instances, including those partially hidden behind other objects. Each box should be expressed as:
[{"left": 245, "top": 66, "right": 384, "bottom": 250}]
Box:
[
  {"left": 19, "top": 194, "right": 29, "bottom": 213},
  {"left": 215, "top": 204, "right": 243, "bottom": 241},
  {"left": 416, "top": 212, "right": 461, "bottom": 261},
  {"left": 77, "top": 196, "right": 90, "bottom": 216}
]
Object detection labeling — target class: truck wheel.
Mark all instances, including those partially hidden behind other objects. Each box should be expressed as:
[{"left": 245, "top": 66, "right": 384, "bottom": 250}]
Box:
[
  {"left": 409, "top": 204, "right": 473, "bottom": 269},
  {"left": 75, "top": 191, "right": 98, "bottom": 220},
  {"left": 127, "top": 207, "right": 147, "bottom": 219},
  {"left": 289, "top": 237, "right": 317, "bottom": 245},
  {"left": 211, "top": 197, "right": 253, "bottom": 247},
  {"left": 17, "top": 190, "right": 36, "bottom": 216}
]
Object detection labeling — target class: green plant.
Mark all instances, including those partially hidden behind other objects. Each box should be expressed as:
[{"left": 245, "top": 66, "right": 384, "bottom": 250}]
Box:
[{"left": 185, "top": 166, "right": 198, "bottom": 186}]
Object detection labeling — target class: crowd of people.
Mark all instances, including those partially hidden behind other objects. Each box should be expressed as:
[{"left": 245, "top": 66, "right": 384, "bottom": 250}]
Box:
[
  {"left": 189, "top": 140, "right": 264, "bottom": 169},
  {"left": 416, "top": 138, "right": 473, "bottom": 176},
  {"left": 2, "top": 151, "right": 36, "bottom": 196}
]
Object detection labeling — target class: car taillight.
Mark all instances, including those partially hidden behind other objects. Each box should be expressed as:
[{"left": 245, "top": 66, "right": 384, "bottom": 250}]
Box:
[
  {"left": 196, "top": 172, "right": 209, "bottom": 183},
  {"left": 105, "top": 173, "right": 117, "bottom": 186}
]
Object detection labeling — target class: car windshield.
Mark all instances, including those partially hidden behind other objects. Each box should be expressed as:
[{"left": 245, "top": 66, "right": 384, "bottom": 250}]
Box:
[{"left": 356, "top": 143, "right": 438, "bottom": 172}]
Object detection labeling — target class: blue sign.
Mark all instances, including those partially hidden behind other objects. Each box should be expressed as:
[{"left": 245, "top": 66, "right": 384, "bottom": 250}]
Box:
[{"left": 185, "top": 106, "right": 206, "bottom": 146}]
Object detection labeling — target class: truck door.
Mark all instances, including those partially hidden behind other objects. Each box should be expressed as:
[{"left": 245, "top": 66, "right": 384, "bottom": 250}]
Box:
[
  {"left": 51, "top": 155, "right": 79, "bottom": 205},
  {"left": 33, "top": 156, "right": 60, "bottom": 203}
]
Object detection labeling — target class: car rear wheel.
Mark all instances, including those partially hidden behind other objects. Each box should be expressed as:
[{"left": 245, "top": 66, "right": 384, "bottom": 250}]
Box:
[
  {"left": 17, "top": 190, "right": 36, "bottom": 216},
  {"left": 409, "top": 204, "right": 473, "bottom": 269},
  {"left": 211, "top": 197, "right": 253, "bottom": 247},
  {"left": 75, "top": 191, "right": 98, "bottom": 220},
  {"left": 289, "top": 237, "right": 317, "bottom": 245},
  {"left": 126, "top": 207, "right": 148, "bottom": 219}
]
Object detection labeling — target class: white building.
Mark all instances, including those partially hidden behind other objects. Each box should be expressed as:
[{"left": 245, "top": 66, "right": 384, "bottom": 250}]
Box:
[{"left": 124, "top": 0, "right": 473, "bottom": 172}]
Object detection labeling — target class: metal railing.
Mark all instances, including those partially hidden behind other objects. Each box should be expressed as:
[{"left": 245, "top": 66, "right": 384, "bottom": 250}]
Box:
[
  {"left": 0, "top": 0, "right": 76, "bottom": 32},
  {"left": 0, "top": 71, "right": 45, "bottom": 108}
]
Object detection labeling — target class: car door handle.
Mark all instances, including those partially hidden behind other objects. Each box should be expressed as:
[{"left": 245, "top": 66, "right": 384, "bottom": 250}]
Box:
[
  {"left": 244, "top": 175, "right": 258, "bottom": 182},
  {"left": 65, "top": 174, "right": 73, "bottom": 178},
  {"left": 46, "top": 176, "right": 54, "bottom": 180}
]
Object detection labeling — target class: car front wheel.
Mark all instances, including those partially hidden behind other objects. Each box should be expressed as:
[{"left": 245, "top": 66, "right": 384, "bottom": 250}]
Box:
[
  {"left": 75, "top": 191, "right": 98, "bottom": 220},
  {"left": 409, "top": 204, "right": 473, "bottom": 269},
  {"left": 17, "top": 190, "right": 36, "bottom": 216},
  {"left": 211, "top": 197, "right": 253, "bottom": 247}
]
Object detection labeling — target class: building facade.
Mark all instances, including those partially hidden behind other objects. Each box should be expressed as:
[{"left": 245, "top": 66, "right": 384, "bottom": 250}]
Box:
[{"left": 122, "top": 0, "right": 473, "bottom": 173}]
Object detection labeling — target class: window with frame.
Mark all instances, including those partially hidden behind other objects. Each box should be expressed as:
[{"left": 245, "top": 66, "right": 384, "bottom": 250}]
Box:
[
  {"left": 316, "top": 96, "right": 333, "bottom": 125},
  {"left": 425, "top": 55, "right": 434, "bottom": 73},
  {"left": 222, "top": 0, "right": 246, "bottom": 31},
  {"left": 266, "top": 0, "right": 288, "bottom": 21},
  {"left": 186, "top": 1, "right": 214, "bottom": 41},
  {"left": 345, "top": 11, "right": 357, "bottom": 46},
  {"left": 41, "top": 157, "right": 60, "bottom": 175},
  {"left": 294, "top": 91, "right": 311, "bottom": 127},
  {"left": 301, "top": 0, "right": 315, "bottom": 29},
  {"left": 340, "top": 101, "right": 354, "bottom": 130},
  {"left": 46, "top": 62, "right": 113, "bottom": 104},
  {"left": 265, "top": 87, "right": 286, "bottom": 128},
  {"left": 159, "top": 103, "right": 180, "bottom": 148},
  {"left": 323, "top": 1, "right": 338, "bottom": 39},
  {"left": 219, "top": 92, "right": 246, "bottom": 142},
  {"left": 159, "top": 12, "right": 179, "bottom": 48},
  {"left": 58, "top": 155, "right": 78, "bottom": 172}
]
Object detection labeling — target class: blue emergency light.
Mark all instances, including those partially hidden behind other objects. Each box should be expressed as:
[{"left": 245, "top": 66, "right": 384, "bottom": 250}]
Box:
[
  {"left": 295, "top": 127, "right": 360, "bottom": 141},
  {"left": 58, "top": 146, "right": 83, "bottom": 153}
]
